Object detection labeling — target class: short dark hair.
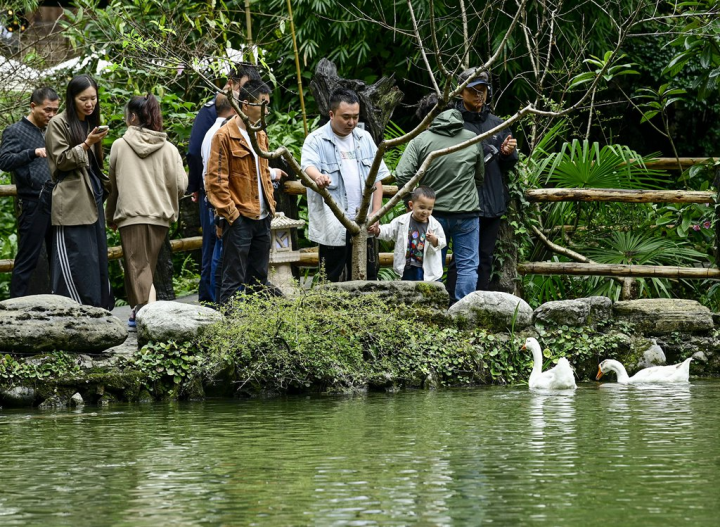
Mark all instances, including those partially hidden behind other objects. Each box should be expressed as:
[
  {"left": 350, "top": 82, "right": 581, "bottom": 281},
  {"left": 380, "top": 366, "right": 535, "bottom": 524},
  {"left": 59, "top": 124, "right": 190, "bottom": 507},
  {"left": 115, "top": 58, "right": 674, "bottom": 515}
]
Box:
[
  {"left": 411, "top": 186, "right": 436, "bottom": 201},
  {"left": 329, "top": 88, "right": 360, "bottom": 112},
  {"left": 229, "top": 63, "right": 261, "bottom": 83},
  {"left": 31, "top": 87, "right": 59, "bottom": 105},
  {"left": 239, "top": 79, "right": 271, "bottom": 104},
  {"left": 415, "top": 93, "right": 439, "bottom": 122},
  {"left": 214, "top": 93, "right": 233, "bottom": 115}
]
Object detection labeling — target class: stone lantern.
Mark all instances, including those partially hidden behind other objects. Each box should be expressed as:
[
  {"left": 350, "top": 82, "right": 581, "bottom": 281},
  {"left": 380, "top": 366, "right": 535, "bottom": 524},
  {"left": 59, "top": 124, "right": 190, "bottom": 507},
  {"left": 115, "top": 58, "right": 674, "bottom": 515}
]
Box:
[{"left": 269, "top": 212, "right": 305, "bottom": 295}]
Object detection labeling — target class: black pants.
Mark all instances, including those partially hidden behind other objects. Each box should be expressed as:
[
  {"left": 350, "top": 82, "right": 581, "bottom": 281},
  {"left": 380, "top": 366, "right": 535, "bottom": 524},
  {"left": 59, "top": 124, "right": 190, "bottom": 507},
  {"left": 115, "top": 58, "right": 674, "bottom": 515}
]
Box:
[
  {"left": 219, "top": 215, "right": 271, "bottom": 304},
  {"left": 446, "top": 216, "right": 503, "bottom": 297},
  {"left": 52, "top": 195, "right": 114, "bottom": 310},
  {"left": 319, "top": 232, "right": 379, "bottom": 282},
  {"left": 10, "top": 196, "right": 52, "bottom": 298},
  {"left": 477, "top": 216, "right": 503, "bottom": 291}
]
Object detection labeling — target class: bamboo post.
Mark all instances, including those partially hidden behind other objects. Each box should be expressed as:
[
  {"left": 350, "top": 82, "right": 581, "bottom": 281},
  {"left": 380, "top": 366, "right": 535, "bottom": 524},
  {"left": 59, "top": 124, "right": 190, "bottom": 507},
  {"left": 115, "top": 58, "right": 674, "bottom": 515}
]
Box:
[
  {"left": 244, "top": 0, "right": 255, "bottom": 63},
  {"left": 286, "top": 0, "right": 308, "bottom": 136}
]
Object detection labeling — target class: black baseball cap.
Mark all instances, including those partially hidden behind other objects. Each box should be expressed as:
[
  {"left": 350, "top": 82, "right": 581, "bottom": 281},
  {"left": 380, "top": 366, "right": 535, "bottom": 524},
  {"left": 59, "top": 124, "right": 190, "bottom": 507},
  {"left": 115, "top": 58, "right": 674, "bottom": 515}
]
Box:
[{"left": 458, "top": 67, "right": 490, "bottom": 88}]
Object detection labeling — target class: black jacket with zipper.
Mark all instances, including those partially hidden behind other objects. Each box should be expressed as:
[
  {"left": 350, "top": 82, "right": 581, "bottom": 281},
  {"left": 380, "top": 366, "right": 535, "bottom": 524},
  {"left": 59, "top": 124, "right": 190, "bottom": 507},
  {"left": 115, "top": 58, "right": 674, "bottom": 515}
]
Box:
[{"left": 455, "top": 102, "right": 518, "bottom": 218}]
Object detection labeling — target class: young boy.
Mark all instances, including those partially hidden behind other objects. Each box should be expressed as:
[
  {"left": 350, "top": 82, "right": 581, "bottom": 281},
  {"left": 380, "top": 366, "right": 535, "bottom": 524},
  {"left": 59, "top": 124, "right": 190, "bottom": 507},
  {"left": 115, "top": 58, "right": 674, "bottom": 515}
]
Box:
[{"left": 370, "top": 186, "right": 447, "bottom": 281}]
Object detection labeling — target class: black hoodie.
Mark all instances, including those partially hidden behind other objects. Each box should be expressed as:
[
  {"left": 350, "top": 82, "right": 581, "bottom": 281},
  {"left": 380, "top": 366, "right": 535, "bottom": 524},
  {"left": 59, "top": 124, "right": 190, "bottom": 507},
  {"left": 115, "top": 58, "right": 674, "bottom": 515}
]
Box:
[{"left": 455, "top": 101, "right": 518, "bottom": 218}]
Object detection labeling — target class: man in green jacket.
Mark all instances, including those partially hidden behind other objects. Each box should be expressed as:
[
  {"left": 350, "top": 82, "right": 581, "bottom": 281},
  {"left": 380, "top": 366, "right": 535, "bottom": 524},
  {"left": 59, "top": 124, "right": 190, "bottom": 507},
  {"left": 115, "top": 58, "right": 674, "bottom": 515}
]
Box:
[{"left": 394, "top": 95, "right": 484, "bottom": 301}]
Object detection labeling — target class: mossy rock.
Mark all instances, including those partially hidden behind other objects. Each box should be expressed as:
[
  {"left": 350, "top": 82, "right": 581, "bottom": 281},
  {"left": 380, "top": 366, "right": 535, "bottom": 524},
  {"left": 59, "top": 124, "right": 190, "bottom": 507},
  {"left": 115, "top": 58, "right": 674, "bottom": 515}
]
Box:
[{"left": 613, "top": 299, "right": 713, "bottom": 334}]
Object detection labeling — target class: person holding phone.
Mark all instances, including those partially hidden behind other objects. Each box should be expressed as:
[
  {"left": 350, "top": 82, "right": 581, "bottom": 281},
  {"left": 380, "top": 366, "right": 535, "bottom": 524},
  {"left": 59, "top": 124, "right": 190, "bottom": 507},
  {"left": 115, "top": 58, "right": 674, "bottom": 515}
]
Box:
[
  {"left": 106, "top": 94, "right": 187, "bottom": 327},
  {"left": 45, "top": 74, "right": 114, "bottom": 309},
  {"left": 454, "top": 68, "right": 518, "bottom": 291}
]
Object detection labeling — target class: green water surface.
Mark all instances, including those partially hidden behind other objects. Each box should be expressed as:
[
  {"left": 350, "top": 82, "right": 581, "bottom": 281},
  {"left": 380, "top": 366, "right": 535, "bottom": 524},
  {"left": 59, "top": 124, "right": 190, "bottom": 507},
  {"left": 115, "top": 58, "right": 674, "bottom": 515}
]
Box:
[{"left": 1, "top": 381, "right": 719, "bottom": 526}]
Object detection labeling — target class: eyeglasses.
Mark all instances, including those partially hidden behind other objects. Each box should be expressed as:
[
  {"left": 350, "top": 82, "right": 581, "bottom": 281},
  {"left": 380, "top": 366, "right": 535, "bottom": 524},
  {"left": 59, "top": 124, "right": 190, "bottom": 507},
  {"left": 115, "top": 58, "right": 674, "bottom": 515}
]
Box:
[{"left": 245, "top": 101, "right": 271, "bottom": 109}]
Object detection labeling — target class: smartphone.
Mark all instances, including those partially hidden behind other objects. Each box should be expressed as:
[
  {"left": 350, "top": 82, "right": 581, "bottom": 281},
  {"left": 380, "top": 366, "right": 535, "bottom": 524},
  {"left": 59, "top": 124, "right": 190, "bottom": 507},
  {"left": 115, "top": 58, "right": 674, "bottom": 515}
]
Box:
[{"left": 97, "top": 125, "right": 109, "bottom": 132}]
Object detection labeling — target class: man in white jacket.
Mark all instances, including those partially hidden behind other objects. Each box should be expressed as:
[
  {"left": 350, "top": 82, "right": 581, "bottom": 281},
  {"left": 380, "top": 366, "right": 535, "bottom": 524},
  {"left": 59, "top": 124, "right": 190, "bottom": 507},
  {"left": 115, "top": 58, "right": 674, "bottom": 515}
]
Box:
[{"left": 370, "top": 186, "right": 446, "bottom": 281}]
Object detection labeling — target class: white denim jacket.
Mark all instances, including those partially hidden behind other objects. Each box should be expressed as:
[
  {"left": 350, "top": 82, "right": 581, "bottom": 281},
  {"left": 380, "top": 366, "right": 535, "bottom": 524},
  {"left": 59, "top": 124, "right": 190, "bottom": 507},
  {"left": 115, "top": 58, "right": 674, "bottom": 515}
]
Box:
[
  {"left": 377, "top": 212, "right": 447, "bottom": 282},
  {"left": 301, "top": 122, "right": 389, "bottom": 246}
]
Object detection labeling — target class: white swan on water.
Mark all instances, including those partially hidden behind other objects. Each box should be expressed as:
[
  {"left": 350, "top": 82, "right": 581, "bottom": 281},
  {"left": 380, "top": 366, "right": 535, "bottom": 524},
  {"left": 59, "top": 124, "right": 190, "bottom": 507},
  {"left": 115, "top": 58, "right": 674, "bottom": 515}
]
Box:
[
  {"left": 522, "top": 337, "right": 577, "bottom": 390},
  {"left": 596, "top": 358, "right": 692, "bottom": 384}
]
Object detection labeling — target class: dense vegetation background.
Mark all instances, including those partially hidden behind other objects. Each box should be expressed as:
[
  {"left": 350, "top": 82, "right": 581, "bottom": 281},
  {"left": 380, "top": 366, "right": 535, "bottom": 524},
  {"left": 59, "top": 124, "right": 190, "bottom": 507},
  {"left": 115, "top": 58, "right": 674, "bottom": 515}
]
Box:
[{"left": 1, "top": 0, "right": 718, "bottom": 307}]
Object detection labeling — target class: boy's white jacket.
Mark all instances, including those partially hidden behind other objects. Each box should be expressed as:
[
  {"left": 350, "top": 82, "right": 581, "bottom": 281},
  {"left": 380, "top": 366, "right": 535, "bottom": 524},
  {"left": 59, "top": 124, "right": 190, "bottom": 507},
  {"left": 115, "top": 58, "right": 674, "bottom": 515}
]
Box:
[{"left": 377, "top": 212, "right": 447, "bottom": 282}]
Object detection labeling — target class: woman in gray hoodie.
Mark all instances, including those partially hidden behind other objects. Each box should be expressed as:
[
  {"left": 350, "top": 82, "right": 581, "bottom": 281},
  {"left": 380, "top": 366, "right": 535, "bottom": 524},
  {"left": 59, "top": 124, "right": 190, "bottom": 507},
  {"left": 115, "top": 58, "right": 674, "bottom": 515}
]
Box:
[{"left": 106, "top": 94, "right": 188, "bottom": 326}]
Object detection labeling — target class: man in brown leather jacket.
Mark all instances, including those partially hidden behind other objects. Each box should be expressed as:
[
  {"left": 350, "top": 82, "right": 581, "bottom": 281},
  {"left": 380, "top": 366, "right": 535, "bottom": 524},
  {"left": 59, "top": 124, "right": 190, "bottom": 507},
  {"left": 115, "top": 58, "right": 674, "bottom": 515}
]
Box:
[{"left": 205, "top": 80, "right": 286, "bottom": 304}]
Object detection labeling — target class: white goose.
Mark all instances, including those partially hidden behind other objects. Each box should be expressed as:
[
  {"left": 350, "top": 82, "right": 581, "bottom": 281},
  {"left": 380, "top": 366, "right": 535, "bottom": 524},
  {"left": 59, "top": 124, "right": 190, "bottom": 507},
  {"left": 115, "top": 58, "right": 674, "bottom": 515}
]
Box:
[
  {"left": 596, "top": 357, "right": 692, "bottom": 384},
  {"left": 523, "top": 337, "right": 577, "bottom": 390}
]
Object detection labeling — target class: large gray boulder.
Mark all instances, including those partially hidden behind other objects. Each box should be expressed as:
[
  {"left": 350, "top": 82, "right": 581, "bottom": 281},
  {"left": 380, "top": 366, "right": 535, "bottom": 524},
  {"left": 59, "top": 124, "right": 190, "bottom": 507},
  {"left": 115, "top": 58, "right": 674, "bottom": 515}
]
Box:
[
  {"left": 533, "top": 296, "right": 612, "bottom": 327},
  {"left": 0, "top": 295, "right": 126, "bottom": 353},
  {"left": 136, "top": 301, "right": 222, "bottom": 346},
  {"left": 613, "top": 299, "right": 713, "bottom": 334},
  {"left": 449, "top": 291, "right": 533, "bottom": 331}
]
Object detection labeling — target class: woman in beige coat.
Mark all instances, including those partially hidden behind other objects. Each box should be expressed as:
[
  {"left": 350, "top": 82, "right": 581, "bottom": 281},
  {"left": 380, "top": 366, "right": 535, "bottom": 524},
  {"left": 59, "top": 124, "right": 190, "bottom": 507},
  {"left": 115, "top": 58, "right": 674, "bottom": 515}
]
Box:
[
  {"left": 106, "top": 94, "right": 187, "bottom": 327},
  {"left": 45, "top": 74, "right": 113, "bottom": 309}
]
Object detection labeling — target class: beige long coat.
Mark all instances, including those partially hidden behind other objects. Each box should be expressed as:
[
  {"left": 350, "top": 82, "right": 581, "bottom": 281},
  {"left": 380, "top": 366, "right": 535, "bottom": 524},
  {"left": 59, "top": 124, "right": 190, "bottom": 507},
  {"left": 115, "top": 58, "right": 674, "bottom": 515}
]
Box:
[{"left": 45, "top": 110, "right": 110, "bottom": 226}]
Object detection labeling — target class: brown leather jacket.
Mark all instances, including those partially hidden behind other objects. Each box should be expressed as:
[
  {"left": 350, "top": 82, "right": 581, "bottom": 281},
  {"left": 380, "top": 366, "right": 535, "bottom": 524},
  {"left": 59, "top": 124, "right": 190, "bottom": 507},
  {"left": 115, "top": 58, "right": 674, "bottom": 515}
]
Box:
[{"left": 205, "top": 116, "right": 275, "bottom": 224}]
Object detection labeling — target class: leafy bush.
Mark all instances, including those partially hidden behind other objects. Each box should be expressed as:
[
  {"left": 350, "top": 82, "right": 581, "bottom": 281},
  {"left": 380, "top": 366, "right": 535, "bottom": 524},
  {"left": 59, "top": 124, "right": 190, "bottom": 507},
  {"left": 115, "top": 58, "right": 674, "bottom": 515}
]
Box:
[
  {"left": 0, "top": 351, "right": 82, "bottom": 386},
  {"left": 196, "top": 286, "right": 534, "bottom": 394}
]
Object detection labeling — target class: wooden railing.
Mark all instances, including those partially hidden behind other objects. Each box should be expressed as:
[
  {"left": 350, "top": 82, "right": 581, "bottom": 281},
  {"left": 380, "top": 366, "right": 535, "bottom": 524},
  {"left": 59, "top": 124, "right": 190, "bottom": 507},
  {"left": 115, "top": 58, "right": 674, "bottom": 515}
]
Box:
[{"left": 2, "top": 157, "right": 718, "bottom": 279}]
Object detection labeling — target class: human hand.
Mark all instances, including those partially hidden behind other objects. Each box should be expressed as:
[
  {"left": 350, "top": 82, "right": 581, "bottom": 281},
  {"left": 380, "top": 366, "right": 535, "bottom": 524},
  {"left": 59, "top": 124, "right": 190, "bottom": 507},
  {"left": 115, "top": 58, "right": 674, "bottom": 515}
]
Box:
[
  {"left": 35, "top": 147, "right": 47, "bottom": 158},
  {"left": 86, "top": 126, "right": 109, "bottom": 145},
  {"left": 500, "top": 134, "right": 517, "bottom": 156},
  {"left": 216, "top": 225, "right": 223, "bottom": 238},
  {"left": 368, "top": 222, "right": 380, "bottom": 236},
  {"left": 191, "top": 191, "right": 199, "bottom": 203},
  {"left": 426, "top": 230, "right": 439, "bottom": 247},
  {"left": 314, "top": 173, "right": 332, "bottom": 188},
  {"left": 274, "top": 169, "right": 288, "bottom": 181}
]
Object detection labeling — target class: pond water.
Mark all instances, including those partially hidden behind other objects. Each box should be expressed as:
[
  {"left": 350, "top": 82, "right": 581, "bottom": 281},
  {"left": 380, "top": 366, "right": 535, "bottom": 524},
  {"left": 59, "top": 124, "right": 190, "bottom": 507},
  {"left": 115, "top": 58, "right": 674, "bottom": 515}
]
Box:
[{"left": 1, "top": 381, "right": 719, "bottom": 526}]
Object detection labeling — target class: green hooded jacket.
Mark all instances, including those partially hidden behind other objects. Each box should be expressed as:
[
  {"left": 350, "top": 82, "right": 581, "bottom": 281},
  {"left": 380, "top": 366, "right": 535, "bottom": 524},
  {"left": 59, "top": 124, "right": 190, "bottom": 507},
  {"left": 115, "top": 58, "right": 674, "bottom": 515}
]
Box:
[{"left": 394, "top": 109, "right": 483, "bottom": 215}]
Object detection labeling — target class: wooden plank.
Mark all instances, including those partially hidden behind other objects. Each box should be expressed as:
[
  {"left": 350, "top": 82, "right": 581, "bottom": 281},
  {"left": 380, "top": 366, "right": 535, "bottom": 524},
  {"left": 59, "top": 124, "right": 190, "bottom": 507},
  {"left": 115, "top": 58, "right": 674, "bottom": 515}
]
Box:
[
  {"left": 645, "top": 157, "right": 718, "bottom": 170},
  {"left": 517, "top": 262, "right": 720, "bottom": 279},
  {"left": 525, "top": 188, "right": 715, "bottom": 204},
  {"left": 0, "top": 236, "right": 204, "bottom": 273},
  {"left": 0, "top": 185, "right": 17, "bottom": 197}
]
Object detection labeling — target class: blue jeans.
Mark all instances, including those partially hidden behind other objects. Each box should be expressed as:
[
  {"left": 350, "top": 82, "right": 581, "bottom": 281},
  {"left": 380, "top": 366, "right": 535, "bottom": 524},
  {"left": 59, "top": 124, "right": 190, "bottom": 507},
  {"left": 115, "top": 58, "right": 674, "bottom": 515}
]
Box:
[
  {"left": 435, "top": 216, "right": 479, "bottom": 302},
  {"left": 198, "top": 186, "right": 218, "bottom": 302},
  {"left": 402, "top": 265, "right": 424, "bottom": 281}
]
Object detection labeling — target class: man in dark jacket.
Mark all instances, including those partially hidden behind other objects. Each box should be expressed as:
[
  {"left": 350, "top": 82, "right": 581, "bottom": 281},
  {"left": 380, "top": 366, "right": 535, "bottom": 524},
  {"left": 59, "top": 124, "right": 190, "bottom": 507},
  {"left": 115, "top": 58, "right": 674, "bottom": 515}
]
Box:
[
  {"left": 395, "top": 94, "right": 484, "bottom": 301},
  {"left": 456, "top": 68, "right": 518, "bottom": 290},
  {"left": 0, "top": 87, "right": 59, "bottom": 297},
  {"left": 187, "top": 63, "right": 260, "bottom": 303}
]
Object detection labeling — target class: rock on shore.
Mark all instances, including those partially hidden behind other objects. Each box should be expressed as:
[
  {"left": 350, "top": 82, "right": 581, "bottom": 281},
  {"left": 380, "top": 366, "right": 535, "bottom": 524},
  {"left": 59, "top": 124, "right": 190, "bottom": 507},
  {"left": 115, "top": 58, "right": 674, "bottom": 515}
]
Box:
[{"left": 0, "top": 295, "right": 126, "bottom": 353}]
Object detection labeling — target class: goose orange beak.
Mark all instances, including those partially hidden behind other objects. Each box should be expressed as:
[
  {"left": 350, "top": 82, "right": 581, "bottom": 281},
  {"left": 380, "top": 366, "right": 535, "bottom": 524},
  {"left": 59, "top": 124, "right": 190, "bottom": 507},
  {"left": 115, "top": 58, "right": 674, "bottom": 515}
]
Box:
[
  {"left": 596, "top": 366, "right": 604, "bottom": 380},
  {"left": 521, "top": 344, "right": 526, "bottom": 350}
]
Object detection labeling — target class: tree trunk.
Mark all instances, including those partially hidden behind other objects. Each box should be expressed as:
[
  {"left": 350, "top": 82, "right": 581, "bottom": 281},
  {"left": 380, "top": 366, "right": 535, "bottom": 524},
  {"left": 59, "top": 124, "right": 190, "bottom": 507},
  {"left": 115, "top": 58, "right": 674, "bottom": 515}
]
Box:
[
  {"left": 490, "top": 207, "right": 518, "bottom": 294},
  {"left": 308, "top": 58, "right": 404, "bottom": 147},
  {"left": 351, "top": 228, "right": 369, "bottom": 281}
]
